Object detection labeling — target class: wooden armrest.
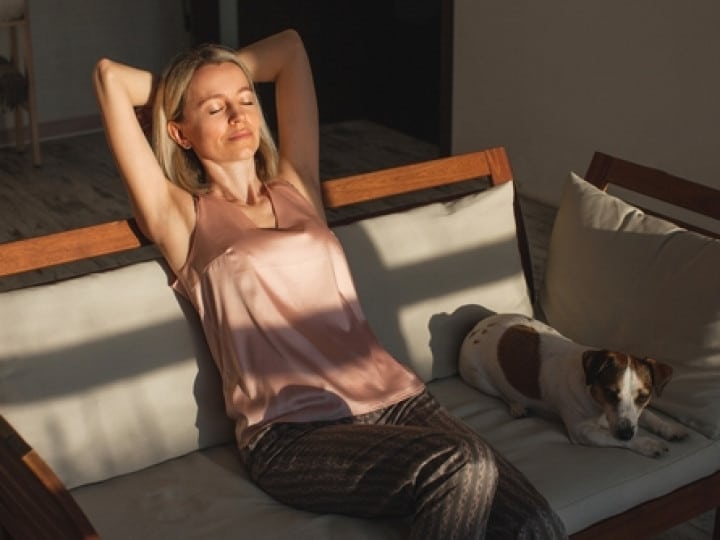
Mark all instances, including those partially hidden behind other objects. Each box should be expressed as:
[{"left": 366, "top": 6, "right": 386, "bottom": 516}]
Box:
[
  {"left": 570, "top": 470, "right": 720, "bottom": 540},
  {"left": 0, "top": 415, "right": 99, "bottom": 540}
]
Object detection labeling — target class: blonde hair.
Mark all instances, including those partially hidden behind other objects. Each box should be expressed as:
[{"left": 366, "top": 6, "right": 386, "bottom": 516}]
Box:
[{"left": 152, "top": 44, "right": 278, "bottom": 195}]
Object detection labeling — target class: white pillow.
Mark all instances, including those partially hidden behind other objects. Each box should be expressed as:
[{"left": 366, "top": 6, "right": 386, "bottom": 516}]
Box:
[
  {"left": 541, "top": 173, "right": 720, "bottom": 439},
  {"left": 335, "top": 181, "right": 533, "bottom": 382},
  {"left": 0, "top": 261, "right": 234, "bottom": 489}
]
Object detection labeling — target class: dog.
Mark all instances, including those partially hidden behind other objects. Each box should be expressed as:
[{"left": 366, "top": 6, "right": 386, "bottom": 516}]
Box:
[{"left": 458, "top": 313, "right": 689, "bottom": 457}]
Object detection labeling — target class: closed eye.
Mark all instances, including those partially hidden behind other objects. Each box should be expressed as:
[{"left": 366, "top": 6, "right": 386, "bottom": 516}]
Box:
[
  {"left": 603, "top": 388, "right": 620, "bottom": 403},
  {"left": 635, "top": 392, "right": 650, "bottom": 405},
  {"left": 207, "top": 104, "right": 224, "bottom": 115}
]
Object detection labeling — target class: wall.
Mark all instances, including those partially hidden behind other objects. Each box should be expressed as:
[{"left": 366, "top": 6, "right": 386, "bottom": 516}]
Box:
[
  {"left": 452, "top": 1, "right": 720, "bottom": 205},
  {"left": 1, "top": 0, "right": 189, "bottom": 140}
]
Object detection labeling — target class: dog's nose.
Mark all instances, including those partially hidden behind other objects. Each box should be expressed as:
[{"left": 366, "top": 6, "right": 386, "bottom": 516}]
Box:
[{"left": 615, "top": 421, "right": 636, "bottom": 441}]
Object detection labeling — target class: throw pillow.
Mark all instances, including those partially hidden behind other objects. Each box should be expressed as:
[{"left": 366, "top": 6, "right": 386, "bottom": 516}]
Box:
[
  {"left": 335, "top": 181, "right": 533, "bottom": 382},
  {"left": 541, "top": 172, "right": 720, "bottom": 439}
]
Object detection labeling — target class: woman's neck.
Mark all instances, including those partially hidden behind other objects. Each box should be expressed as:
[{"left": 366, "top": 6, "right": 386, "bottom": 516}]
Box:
[{"left": 204, "top": 158, "right": 264, "bottom": 204}]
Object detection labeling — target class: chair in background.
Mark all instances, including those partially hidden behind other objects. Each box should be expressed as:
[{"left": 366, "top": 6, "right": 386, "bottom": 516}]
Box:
[{"left": 0, "top": 0, "right": 40, "bottom": 166}]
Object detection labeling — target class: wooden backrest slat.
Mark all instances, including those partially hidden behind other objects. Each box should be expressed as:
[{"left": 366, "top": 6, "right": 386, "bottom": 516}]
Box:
[
  {"left": 585, "top": 152, "right": 720, "bottom": 221},
  {"left": 322, "top": 147, "right": 510, "bottom": 208},
  {"left": 0, "top": 148, "right": 513, "bottom": 280},
  {"left": 0, "top": 221, "right": 150, "bottom": 279}
]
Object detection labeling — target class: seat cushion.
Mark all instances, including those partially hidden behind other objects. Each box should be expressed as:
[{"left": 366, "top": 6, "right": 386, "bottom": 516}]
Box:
[
  {"left": 70, "top": 377, "right": 718, "bottom": 538},
  {"left": 72, "top": 444, "right": 407, "bottom": 540},
  {"left": 429, "top": 378, "right": 719, "bottom": 535}
]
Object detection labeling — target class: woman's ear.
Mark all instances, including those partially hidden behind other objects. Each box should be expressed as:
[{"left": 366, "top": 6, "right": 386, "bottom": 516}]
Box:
[{"left": 167, "top": 121, "right": 191, "bottom": 149}]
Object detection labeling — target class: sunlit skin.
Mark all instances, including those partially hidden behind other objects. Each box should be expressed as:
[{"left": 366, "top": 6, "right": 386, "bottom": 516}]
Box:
[
  {"left": 168, "top": 62, "right": 265, "bottom": 206},
  {"left": 93, "top": 29, "right": 321, "bottom": 269}
]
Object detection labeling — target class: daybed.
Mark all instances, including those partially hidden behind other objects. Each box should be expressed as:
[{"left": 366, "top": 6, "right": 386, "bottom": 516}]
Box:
[{"left": 0, "top": 147, "right": 718, "bottom": 539}]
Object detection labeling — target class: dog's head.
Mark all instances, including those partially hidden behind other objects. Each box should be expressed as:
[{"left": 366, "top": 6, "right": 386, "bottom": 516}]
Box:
[{"left": 582, "top": 350, "right": 673, "bottom": 441}]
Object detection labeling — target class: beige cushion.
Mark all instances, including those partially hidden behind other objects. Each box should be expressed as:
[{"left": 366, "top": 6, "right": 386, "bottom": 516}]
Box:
[
  {"left": 69, "top": 377, "right": 720, "bottom": 538},
  {"left": 72, "top": 444, "right": 408, "bottom": 540},
  {"left": 540, "top": 173, "right": 720, "bottom": 439},
  {"left": 429, "top": 378, "right": 720, "bottom": 535},
  {"left": 0, "top": 261, "right": 234, "bottom": 489},
  {"left": 335, "top": 181, "right": 534, "bottom": 382}
]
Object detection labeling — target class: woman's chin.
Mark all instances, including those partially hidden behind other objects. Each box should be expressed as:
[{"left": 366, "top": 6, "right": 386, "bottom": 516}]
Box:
[{"left": 237, "top": 148, "right": 256, "bottom": 160}]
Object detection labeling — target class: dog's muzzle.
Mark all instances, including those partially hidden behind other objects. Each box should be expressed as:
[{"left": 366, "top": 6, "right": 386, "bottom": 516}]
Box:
[{"left": 615, "top": 420, "right": 636, "bottom": 441}]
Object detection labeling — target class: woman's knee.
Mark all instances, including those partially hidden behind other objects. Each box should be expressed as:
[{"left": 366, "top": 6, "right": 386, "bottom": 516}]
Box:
[
  {"left": 456, "top": 435, "right": 499, "bottom": 492},
  {"left": 486, "top": 454, "right": 568, "bottom": 540},
  {"left": 417, "top": 433, "right": 499, "bottom": 498},
  {"left": 411, "top": 435, "right": 499, "bottom": 539}
]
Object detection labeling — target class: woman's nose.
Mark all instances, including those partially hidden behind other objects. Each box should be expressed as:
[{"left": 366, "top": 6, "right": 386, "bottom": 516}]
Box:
[{"left": 228, "top": 105, "right": 245, "bottom": 123}]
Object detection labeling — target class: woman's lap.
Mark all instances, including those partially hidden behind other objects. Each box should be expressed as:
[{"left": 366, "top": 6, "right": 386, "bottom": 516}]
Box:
[
  {"left": 241, "top": 390, "right": 567, "bottom": 539},
  {"left": 243, "top": 419, "right": 486, "bottom": 517}
]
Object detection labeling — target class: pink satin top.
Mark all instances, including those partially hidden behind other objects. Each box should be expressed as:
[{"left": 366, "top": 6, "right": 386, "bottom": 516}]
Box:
[{"left": 173, "top": 179, "right": 424, "bottom": 447}]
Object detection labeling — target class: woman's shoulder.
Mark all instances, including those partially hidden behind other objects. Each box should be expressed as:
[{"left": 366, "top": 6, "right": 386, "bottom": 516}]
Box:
[
  {"left": 266, "top": 175, "right": 308, "bottom": 201},
  {"left": 266, "top": 177, "right": 309, "bottom": 206},
  {"left": 269, "top": 169, "right": 324, "bottom": 220},
  {"left": 275, "top": 158, "right": 323, "bottom": 213}
]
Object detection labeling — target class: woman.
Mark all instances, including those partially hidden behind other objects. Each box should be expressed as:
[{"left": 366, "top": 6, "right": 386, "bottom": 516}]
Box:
[{"left": 94, "top": 29, "right": 566, "bottom": 539}]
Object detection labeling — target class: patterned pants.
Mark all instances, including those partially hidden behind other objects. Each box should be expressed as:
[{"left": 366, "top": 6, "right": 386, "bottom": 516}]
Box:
[{"left": 240, "top": 389, "right": 567, "bottom": 540}]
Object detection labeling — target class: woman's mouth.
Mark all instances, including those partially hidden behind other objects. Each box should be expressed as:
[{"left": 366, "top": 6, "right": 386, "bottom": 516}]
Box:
[{"left": 228, "top": 129, "right": 251, "bottom": 141}]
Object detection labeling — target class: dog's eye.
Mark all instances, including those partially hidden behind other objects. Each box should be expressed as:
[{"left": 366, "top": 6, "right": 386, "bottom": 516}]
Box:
[
  {"left": 635, "top": 392, "right": 650, "bottom": 405},
  {"left": 603, "top": 388, "right": 619, "bottom": 403}
]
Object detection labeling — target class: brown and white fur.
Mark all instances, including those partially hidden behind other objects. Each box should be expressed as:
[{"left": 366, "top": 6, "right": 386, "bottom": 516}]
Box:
[{"left": 458, "top": 313, "right": 689, "bottom": 457}]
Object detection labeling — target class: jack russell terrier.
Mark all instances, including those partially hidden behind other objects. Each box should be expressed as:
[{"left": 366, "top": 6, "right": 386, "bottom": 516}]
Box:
[{"left": 458, "top": 313, "right": 688, "bottom": 457}]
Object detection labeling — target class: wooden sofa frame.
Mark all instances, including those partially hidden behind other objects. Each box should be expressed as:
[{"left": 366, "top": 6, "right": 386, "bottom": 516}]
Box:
[{"left": 0, "top": 147, "right": 717, "bottom": 539}]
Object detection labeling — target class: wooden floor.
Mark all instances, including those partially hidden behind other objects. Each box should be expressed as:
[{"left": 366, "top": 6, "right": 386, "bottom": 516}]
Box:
[
  {"left": 0, "top": 121, "right": 714, "bottom": 539},
  {"left": 0, "top": 119, "right": 443, "bottom": 241}
]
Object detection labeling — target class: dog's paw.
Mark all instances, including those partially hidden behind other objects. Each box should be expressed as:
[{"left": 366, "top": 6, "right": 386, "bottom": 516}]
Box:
[
  {"left": 658, "top": 423, "right": 690, "bottom": 442},
  {"left": 508, "top": 402, "right": 528, "bottom": 418},
  {"left": 631, "top": 436, "right": 669, "bottom": 458}
]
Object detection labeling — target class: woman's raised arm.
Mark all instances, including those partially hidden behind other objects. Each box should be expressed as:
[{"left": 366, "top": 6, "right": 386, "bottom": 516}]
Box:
[
  {"left": 93, "top": 59, "right": 193, "bottom": 270},
  {"left": 237, "top": 30, "right": 322, "bottom": 216}
]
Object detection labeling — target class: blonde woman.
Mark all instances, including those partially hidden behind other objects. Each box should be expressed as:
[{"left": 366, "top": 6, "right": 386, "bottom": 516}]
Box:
[{"left": 94, "top": 29, "right": 566, "bottom": 539}]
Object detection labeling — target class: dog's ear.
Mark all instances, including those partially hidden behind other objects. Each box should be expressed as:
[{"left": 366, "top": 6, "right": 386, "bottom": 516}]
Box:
[
  {"left": 582, "top": 350, "right": 613, "bottom": 385},
  {"left": 642, "top": 358, "right": 673, "bottom": 397}
]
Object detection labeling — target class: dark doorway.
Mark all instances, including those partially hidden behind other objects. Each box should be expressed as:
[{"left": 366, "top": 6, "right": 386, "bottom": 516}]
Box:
[{"left": 188, "top": 0, "right": 452, "bottom": 153}]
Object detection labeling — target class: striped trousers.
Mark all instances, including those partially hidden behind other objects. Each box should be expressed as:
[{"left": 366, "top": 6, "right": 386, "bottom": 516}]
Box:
[{"left": 240, "top": 389, "right": 567, "bottom": 540}]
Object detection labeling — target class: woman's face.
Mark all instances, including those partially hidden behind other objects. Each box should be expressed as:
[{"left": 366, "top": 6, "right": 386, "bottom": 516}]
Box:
[{"left": 170, "top": 62, "right": 261, "bottom": 165}]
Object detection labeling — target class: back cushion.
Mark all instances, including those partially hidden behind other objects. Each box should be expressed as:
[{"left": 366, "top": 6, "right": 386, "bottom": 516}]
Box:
[
  {"left": 335, "top": 181, "right": 534, "bottom": 381},
  {"left": 541, "top": 173, "right": 720, "bottom": 439},
  {"left": 0, "top": 261, "right": 234, "bottom": 489},
  {"left": 0, "top": 181, "right": 532, "bottom": 490}
]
